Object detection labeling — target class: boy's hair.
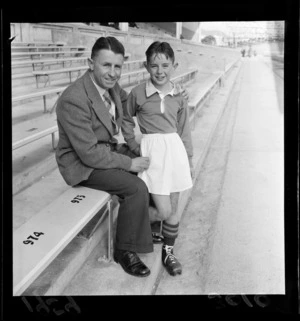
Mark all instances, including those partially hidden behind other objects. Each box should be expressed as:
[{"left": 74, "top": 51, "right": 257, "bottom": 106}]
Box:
[
  {"left": 145, "top": 41, "right": 175, "bottom": 64},
  {"left": 91, "top": 36, "right": 125, "bottom": 59}
]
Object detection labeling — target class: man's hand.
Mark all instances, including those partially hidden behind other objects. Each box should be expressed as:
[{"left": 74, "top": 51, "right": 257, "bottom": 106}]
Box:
[
  {"left": 181, "top": 86, "right": 189, "bottom": 101},
  {"left": 129, "top": 157, "right": 150, "bottom": 172},
  {"left": 175, "top": 83, "right": 189, "bottom": 101}
]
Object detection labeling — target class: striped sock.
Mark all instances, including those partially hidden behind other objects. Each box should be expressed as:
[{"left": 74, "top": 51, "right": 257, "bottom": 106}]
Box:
[{"left": 162, "top": 221, "right": 179, "bottom": 246}]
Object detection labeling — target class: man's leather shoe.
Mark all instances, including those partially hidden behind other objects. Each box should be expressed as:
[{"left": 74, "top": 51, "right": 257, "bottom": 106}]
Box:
[{"left": 114, "top": 249, "right": 150, "bottom": 277}]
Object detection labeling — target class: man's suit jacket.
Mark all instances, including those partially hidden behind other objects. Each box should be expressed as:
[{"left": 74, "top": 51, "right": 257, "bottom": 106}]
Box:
[{"left": 56, "top": 70, "right": 132, "bottom": 186}]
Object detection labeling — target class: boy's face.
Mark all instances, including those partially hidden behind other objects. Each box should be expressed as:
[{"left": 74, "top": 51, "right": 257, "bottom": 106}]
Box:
[
  {"left": 88, "top": 49, "right": 124, "bottom": 90},
  {"left": 145, "top": 53, "right": 178, "bottom": 89}
]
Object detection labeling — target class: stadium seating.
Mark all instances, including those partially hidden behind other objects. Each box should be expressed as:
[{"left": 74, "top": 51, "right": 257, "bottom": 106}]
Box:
[
  {"left": 12, "top": 26, "right": 240, "bottom": 295},
  {"left": 13, "top": 186, "right": 112, "bottom": 295}
]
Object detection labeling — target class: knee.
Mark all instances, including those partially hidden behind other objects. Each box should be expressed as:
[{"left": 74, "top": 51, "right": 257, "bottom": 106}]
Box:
[
  {"left": 158, "top": 207, "right": 172, "bottom": 221},
  {"left": 135, "top": 178, "right": 149, "bottom": 196},
  {"left": 126, "top": 177, "right": 148, "bottom": 199}
]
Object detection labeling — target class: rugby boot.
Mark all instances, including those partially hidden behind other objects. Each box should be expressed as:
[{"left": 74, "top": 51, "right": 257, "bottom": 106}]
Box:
[{"left": 162, "top": 244, "right": 182, "bottom": 276}]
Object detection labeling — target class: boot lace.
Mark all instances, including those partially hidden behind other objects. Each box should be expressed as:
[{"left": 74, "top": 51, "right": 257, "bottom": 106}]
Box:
[{"left": 163, "top": 245, "right": 177, "bottom": 265}]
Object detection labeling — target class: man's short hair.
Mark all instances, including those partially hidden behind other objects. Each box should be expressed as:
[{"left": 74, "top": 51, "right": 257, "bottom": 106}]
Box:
[
  {"left": 91, "top": 36, "right": 125, "bottom": 59},
  {"left": 145, "top": 41, "right": 175, "bottom": 64}
]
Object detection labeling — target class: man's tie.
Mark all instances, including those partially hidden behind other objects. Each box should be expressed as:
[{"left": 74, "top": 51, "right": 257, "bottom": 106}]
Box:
[
  {"left": 103, "top": 91, "right": 114, "bottom": 117},
  {"left": 103, "top": 91, "right": 118, "bottom": 134}
]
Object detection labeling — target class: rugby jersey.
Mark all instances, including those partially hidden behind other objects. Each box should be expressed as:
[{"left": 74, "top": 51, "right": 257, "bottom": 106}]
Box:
[{"left": 122, "top": 79, "right": 193, "bottom": 161}]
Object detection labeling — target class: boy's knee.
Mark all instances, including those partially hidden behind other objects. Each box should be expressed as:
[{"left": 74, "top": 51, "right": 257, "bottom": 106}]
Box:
[{"left": 159, "top": 207, "right": 172, "bottom": 220}]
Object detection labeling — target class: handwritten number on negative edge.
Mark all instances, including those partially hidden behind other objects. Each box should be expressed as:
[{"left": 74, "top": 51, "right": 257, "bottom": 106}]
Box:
[{"left": 209, "top": 295, "right": 270, "bottom": 309}]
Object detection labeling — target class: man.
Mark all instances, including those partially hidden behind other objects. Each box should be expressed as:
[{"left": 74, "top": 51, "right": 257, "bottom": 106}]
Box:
[{"left": 56, "top": 36, "right": 153, "bottom": 277}]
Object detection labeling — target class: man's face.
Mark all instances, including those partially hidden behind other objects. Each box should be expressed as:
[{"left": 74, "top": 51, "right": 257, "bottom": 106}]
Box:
[{"left": 88, "top": 49, "right": 124, "bottom": 89}]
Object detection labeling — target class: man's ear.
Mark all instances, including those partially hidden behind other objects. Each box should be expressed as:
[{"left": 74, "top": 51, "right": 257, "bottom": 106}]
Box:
[
  {"left": 143, "top": 61, "right": 148, "bottom": 70},
  {"left": 88, "top": 58, "right": 94, "bottom": 71},
  {"left": 173, "top": 62, "right": 179, "bottom": 70}
]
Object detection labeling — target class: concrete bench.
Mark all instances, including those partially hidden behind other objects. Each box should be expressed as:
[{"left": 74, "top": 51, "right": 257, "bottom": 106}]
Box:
[
  {"left": 172, "top": 68, "right": 198, "bottom": 85},
  {"left": 32, "top": 66, "right": 89, "bottom": 87},
  {"left": 12, "top": 57, "right": 88, "bottom": 70},
  {"left": 13, "top": 186, "right": 112, "bottom": 295},
  {"left": 123, "top": 68, "right": 199, "bottom": 95},
  {"left": 12, "top": 41, "right": 58, "bottom": 47},
  {"left": 13, "top": 124, "right": 58, "bottom": 151},
  {"left": 11, "top": 45, "right": 87, "bottom": 52},
  {"left": 11, "top": 50, "right": 90, "bottom": 60},
  {"left": 123, "top": 59, "right": 144, "bottom": 71},
  {"left": 11, "top": 72, "right": 34, "bottom": 80},
  {"left": 11, "top": 58, "right": 141, "bottom": 74},
  {"left": 12, "top": 86, "right": 67, "bottom": 113},
  {"left": 11, "top": 51, "right": 129, "bottom": 60},
  {"left": 120, "top": 68, "right": 149, "bottom": 86},
  {"left": 188, "top": 72, "right": 225, "bottom": 130}
]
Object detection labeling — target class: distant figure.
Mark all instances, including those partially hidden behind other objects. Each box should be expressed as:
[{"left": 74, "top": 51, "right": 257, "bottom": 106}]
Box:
[
  {"left": 129, "top": 22, "right": 139, "bottom": 28},
  {"left": 109, "top": 22, "right": 120, "bottom": 30},
  {"left": 247, "top": 46, "right": 253, "bottom": 57},
  {"left": 241, "top": 48, "right": 246, "bottom": 57}
]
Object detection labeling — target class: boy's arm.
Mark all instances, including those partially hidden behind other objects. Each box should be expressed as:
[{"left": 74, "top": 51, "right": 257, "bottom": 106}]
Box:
[
  {"left": 177, "top": 98, "right": 194, "bottom": 169},
  {"left": 121, "top": 90, "right": 140, "bottom": 154}
]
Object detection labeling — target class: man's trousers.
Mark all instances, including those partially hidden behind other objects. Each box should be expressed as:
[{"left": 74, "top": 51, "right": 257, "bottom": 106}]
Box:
[{"left": 79, "top": 144, "right": 153, "bottom": 254}]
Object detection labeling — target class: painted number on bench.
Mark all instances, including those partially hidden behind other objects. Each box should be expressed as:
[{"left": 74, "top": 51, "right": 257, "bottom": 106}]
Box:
[
  {"left": 70, "top": 195, "right": 86, "bottom": 204},
  {"left": 23, "top": 232, "right": 44, "bottom": 245}
]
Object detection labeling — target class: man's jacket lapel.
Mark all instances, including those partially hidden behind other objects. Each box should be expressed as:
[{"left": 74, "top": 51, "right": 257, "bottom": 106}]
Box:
[{"left": 83, "top": 71, "right": 115, "bottom": 136}]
